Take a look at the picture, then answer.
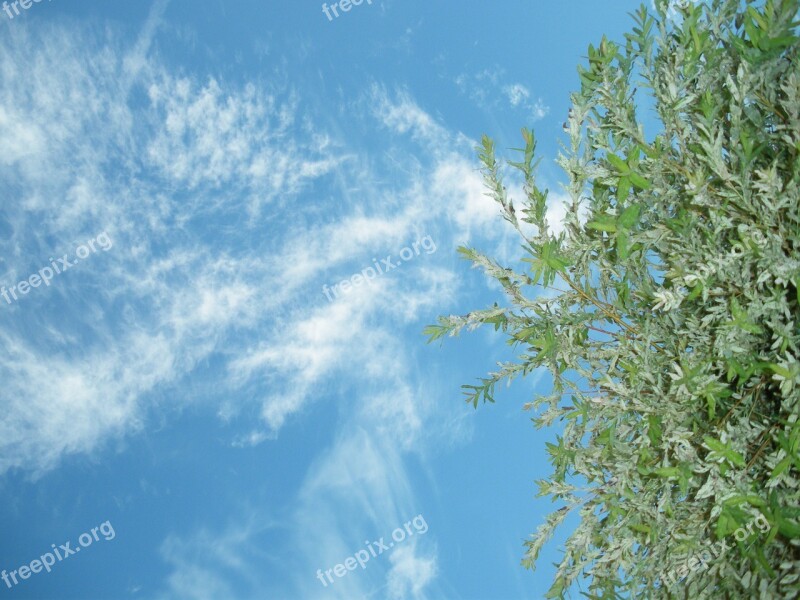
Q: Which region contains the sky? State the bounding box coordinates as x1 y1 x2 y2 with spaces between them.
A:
0 1 646 598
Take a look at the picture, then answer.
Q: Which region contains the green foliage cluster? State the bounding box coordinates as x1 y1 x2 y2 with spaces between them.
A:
426 0 800 596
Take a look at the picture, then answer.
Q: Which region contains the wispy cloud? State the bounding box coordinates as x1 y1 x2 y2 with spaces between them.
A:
387 545 438 600
1 17 509 598
455 68 549 121
503 83 549 120
0 20 343 475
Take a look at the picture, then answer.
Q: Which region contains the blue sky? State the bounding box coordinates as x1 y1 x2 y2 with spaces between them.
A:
0 1 646 598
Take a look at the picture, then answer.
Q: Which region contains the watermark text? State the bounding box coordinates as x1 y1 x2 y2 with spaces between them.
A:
2 520 115 590
316 514 428 587
1 231 113 306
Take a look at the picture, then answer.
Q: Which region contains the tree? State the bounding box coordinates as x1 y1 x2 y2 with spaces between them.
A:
426 0 800 596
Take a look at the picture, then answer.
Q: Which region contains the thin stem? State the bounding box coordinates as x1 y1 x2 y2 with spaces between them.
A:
745 423 779 471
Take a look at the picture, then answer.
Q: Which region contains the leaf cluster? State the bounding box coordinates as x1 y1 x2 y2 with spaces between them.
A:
427 0 800 596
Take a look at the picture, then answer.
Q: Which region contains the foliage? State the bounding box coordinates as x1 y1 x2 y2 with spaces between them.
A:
426 0 800 596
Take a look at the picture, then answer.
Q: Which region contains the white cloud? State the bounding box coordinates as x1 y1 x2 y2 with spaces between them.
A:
0 330 173 475
1 37 484 600
370 84 448 145
155 517 274 600
0 106 46 165
0 22 343 475
152 429 442 599
1 10 561 600
146 76 343 216
0 24 530 484
653 0 700 22
431 156 498 244
387 545 438 600
457 70 550 121
504 83 530 107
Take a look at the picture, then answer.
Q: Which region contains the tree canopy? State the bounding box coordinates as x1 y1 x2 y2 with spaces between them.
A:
427 0 800 596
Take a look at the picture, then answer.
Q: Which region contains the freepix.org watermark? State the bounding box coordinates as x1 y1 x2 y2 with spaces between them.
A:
322 235 436 302
2 0 52 20
322 0 372 21
658 512 770 589
2 520 115 590
316 514 428 587
1 231 113 306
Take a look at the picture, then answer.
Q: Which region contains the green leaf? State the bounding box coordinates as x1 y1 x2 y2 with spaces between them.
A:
706 394 716 420
423 324 449 343
766 363 794 379
647 415 662 446
770 456 792 479
616 230 630 260
723 495 767 508
607 152 630 173
716 512 734 538
652 467 681 478
587 215 617 233
704 436 746 468
751 545 777 577
629 523 651 534
456 245 478 262
628 171 651 190
777 518 800 539
617 176 631 203
618 204 642 229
